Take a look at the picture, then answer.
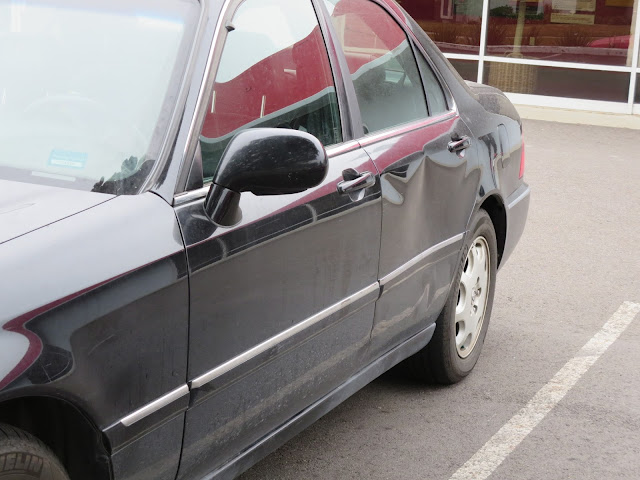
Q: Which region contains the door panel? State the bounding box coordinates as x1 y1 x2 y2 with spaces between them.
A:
322 0 480 361
363 115 480 356
175 145 381 478
174 1 383 475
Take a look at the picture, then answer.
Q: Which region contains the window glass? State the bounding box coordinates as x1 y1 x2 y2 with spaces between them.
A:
485 0 635 68
200 0 342 180
402 0 485 55
0 0 199 193
484 62 629 102
323 0 428 134
415 53 448 115
449 59 479 82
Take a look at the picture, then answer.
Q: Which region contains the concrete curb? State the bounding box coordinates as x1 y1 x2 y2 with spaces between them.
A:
515 105 640 130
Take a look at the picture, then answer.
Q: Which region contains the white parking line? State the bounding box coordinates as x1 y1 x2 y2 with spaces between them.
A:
449 301 640 480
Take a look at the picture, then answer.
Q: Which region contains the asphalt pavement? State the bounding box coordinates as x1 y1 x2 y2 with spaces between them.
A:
240 119 640 480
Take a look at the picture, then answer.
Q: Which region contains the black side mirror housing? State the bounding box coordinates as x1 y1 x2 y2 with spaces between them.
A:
204 128 329 226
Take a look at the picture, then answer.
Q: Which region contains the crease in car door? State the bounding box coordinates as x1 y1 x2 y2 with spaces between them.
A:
173 1 382 478
323 0 477 360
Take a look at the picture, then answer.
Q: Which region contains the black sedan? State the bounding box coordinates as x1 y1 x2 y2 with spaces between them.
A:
0 0 529 479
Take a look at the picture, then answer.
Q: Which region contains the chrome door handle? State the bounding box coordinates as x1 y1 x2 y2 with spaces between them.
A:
448 136 471 153
337 171 375 195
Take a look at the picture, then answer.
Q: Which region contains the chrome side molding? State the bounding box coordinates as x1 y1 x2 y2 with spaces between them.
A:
120 385 190 427
190 282 380 389
115 283 380 428
380 233 464 287
115 235 464 428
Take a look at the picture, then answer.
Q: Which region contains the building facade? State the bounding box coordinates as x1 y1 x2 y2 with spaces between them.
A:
401 0 640 114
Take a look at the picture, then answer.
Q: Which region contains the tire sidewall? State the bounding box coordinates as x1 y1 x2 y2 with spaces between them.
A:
0 426 69 480
442 209 498 380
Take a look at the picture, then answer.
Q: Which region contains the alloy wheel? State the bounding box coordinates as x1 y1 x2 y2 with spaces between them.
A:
455 236 490 358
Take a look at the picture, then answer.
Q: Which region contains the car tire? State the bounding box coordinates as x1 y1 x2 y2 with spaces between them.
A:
0 424 69 480
408 209 498 384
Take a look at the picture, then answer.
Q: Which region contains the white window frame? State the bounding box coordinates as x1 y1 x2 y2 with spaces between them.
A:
440 0 640 114
440 0 454 20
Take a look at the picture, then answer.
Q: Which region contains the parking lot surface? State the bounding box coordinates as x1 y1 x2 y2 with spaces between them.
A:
241 119 640 480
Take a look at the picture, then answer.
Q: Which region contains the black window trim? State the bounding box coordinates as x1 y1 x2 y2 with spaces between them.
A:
173 0 236 197
173 0 459 202
410 40 455 115
367 0 456 112
174 0 353 198
317 0 457 146
310 0 359 142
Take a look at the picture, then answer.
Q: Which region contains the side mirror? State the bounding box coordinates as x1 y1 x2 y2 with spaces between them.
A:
204 128 329 226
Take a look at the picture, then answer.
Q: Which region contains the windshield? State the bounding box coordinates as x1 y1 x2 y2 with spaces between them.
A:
0 0 199 194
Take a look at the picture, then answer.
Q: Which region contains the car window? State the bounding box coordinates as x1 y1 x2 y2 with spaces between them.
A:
323 0 428 135
415 52 449 116
200 0 342 181
0 0 199 194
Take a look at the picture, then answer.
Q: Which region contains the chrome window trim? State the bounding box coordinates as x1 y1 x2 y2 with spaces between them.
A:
326 140 360 158
173 139 362 206
176 0 234 196
119 385 190 427
176 0 349 196
380 233 464 287
140 0 210 194
174 185 209 206
359 110 457 148
190 282 380 389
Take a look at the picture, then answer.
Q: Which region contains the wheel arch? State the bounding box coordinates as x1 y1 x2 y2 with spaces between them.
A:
479 194 507 267
0 395 112 480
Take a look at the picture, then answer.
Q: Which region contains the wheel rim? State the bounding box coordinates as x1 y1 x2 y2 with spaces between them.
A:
455 236 490 359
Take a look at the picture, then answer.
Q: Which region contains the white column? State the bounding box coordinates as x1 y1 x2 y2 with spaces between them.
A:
627 0 640 109
477 0 490 83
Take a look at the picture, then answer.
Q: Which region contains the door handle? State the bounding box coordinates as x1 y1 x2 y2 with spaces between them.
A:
448 136 471 153
337 170 375 195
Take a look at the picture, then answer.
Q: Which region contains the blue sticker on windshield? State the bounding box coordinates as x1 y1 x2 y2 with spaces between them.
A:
48 150 88 169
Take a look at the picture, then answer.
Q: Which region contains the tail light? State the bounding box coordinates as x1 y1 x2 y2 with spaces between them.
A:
519 135 525 179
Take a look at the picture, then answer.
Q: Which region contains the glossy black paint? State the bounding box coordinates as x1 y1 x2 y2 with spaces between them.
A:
0 179 112 244
175 143 382 479
0 192 189 479
363 113 479 360
211 128 329 195
0 1 530 479
204 129 329 225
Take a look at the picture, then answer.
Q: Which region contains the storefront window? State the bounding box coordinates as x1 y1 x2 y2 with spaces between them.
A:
484 62 630 100
402 0 640 110
485 0 636 66
401 0 484 54
449 59 480 80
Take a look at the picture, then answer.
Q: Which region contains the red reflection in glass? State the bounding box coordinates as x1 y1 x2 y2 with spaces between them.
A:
330 0 406 74
202 26 335 139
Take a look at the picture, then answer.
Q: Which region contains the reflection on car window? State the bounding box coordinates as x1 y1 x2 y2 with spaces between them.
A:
200 0 342 181
0 0 199 194
415 53 449 116
323 0 428 135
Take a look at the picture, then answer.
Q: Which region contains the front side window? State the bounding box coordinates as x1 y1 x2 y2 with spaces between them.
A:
200 0 342 181
0 0 199 193
323 0 428 134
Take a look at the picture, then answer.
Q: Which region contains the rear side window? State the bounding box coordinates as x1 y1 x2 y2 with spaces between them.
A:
323 0 428 135
415 53 449 116
200 0 342 180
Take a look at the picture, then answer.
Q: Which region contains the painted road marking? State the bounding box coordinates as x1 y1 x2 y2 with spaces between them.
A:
449 301 640 480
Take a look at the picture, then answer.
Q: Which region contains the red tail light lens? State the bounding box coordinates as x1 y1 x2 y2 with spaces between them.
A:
519 135 525 179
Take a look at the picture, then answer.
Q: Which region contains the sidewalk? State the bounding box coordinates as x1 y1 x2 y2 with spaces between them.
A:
516 105 640 130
